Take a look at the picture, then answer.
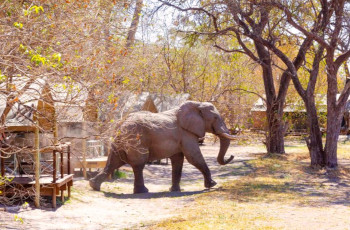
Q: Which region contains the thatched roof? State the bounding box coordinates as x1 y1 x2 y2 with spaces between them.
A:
0 78 95 131
0 77 54 131
117 92 190 114
50 83 92 122
99 92 190 121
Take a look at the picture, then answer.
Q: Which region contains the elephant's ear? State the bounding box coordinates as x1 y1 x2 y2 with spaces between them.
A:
177 101 205 138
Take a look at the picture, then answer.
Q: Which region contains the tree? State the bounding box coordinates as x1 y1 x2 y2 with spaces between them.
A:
266 0 350 168
157 0 314 154
156 1 350 167
126 0 144 50
0 0 142 204
231 0 329 167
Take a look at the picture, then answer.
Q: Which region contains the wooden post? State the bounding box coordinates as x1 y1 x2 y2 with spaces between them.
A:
61 188 64 203
1 150 4 177
53 115 59 178
82 122 87 179
34 124 40 208
67 145 71 175
60 150 64 178
52 186 56 208
52 113 58 145
1 149 4 197
107 140 112 180
52 150 56 183
68 182 71 198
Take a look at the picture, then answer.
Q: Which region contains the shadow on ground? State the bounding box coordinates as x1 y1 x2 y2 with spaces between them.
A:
102 189 218 199
219 155 350 207
98 144 260 199
93 143 350 208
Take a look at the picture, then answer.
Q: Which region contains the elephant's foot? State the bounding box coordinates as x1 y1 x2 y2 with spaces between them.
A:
134 185 149 194
169 185 181 192
204 179 217 189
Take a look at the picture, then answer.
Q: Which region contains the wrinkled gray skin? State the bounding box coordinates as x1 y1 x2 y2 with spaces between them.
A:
89 101 235 193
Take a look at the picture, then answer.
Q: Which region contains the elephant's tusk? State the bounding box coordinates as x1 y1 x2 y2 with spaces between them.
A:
219 132 236 140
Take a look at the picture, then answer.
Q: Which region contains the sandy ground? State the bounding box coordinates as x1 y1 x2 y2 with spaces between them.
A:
2 141 350 230
0 143 260 230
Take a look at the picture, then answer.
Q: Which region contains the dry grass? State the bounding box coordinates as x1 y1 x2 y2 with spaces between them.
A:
337 142 350 159
148 148 350 230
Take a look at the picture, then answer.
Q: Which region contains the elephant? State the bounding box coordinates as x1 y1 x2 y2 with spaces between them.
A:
89 101 235 193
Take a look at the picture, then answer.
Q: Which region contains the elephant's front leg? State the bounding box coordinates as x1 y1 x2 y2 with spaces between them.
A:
131 164 149 194
170 152 184 192
181 135 217 189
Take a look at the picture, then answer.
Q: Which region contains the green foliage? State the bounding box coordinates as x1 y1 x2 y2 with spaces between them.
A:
0 176 14 195
51 53 62 63
114 170 127 179
122 77 130 85
19 44 63 68
107 93 116 103
54 76 80 95
24 5 44 16
13 22 23 29
0 70 7 82
184 33 200 47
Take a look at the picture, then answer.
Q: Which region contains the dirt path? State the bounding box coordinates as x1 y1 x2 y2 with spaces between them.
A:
1 143 262 230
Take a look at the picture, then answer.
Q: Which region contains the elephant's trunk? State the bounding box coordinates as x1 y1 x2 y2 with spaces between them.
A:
217 135 234 165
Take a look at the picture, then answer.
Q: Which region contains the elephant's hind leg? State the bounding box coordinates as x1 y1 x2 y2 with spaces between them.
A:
170 152 184 192
89 150 126 191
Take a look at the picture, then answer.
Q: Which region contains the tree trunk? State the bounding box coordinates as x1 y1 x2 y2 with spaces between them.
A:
266 103 285 154
254 42 286 154
125 0 143 50
304 99 325 167
325 109 342 168
324 62 342 168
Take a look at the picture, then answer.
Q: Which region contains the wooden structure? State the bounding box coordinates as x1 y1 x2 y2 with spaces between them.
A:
251 94 350 134
250 96 324 132
1 143 73 208
0 78 74 208
53 85 102 179
72 139 107 179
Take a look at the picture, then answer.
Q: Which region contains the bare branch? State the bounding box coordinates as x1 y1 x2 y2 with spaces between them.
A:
158 0 220 32
334 49 350 70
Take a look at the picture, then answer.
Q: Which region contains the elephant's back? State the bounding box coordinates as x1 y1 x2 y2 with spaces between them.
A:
123 111 177 129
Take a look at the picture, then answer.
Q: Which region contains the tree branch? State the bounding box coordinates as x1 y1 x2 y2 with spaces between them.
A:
158 0 220 32
266 0 331 49
210 88 266 103
334 49 350 70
